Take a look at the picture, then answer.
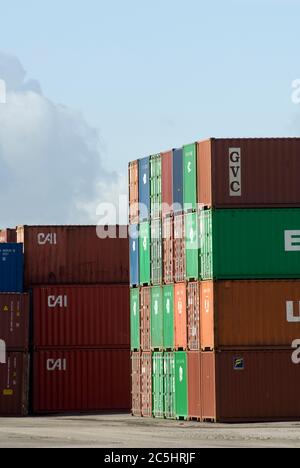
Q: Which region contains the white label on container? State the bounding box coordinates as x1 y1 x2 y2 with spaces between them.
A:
292 340 300 364
133 302 137 317
187 161 192 174
47 359 67 371
166 298 170 314
179 366 183 383
143 173 147 185
154 301 159 316
38 233 57 245
143 237 147 251
286 301 300 322
178 300 183 315
0 339 6 364
132 241 136 252
285 231 300 251
229 148 241 197
48 295 68 308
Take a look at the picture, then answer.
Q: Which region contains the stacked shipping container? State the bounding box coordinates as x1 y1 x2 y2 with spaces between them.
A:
129 138 300 422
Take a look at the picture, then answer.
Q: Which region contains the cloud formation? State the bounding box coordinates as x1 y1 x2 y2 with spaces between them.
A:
0 51 126 227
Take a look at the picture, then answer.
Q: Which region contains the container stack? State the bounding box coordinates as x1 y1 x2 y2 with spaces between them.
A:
129 137 300 423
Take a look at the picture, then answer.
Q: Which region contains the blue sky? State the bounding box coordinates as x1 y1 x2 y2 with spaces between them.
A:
0 0 300 224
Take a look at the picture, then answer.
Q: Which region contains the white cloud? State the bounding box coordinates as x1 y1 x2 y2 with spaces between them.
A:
0 51 127 227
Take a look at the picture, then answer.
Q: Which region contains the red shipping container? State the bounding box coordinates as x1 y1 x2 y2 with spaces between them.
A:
174 284 187 350
163 216 174 284
174 214 185 283
0 294 29 350
187 282 200 351
17 225 129 288
33 285 130 348
161 151 173 217
0 351 29 416
140 288 151 352
201 350 300 422
33 348 130 414
141 352 152 418
197 138 300 208
131 352 141 417
0 229 17 243
188 352 201 421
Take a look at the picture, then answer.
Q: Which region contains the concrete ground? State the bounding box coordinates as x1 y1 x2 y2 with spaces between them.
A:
1 414 300 448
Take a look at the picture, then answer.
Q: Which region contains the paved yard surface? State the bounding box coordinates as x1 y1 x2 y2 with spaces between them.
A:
0 414 300 448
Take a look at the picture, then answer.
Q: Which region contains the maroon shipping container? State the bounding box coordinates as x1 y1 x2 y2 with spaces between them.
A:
201 350 300 423
187 282 200 351
33 348 130 414
163 216 174 284
0 229 17 243
197 138 300 208
174 214 185 283
141 352 152 418
17 225 129 288
188 352 201 421
33 285 130 349
140 288 151 352
0 294 29 350
0 352 29 416
161 151 173 217
131 352 141 417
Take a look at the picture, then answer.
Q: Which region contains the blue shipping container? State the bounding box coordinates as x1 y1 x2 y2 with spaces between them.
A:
139 157 150 221
129 224 139 287
0 244 23 293
173 148 183 212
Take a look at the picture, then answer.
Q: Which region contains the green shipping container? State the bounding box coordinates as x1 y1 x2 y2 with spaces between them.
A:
163 285 174 350
139 222 151 285
151 287 163 350
175 352 188 419
185 212 199 280
130 288 140 351
152 352 164 418
151 219 162 285
183 143 197 211
150 154 162 219
164 352 176 419
200 208 300 280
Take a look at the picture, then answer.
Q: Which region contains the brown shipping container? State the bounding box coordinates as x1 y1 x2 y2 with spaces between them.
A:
188 352 201 421
141 352 152 418
197 138 300 208
174 284 187 350
129 161 139 224
0 229 17 243
0 294 29 350
17 225 129 288
174 214 185 283
140 287 151 352
0 352 29 416
33 348 130 414
201 350 300 422
161 151 173 217
163 216 174 284
201 280 300 350
131 352 141 417
187 282 200 351
33 285 130 349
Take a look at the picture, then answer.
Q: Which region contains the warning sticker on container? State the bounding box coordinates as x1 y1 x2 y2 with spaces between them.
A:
3 389 13 396
233 357 244 371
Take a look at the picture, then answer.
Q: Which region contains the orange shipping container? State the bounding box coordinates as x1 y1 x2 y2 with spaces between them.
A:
201 280 300 350
174 284 187 350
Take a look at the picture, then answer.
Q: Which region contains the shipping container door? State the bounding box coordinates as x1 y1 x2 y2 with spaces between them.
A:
183 143 197 211
131 289 140 351
173 148 183 213
139 222 151 286
151 287 163 350
0 352 29 416
188 352 201 420
175 284 187 350
131 353 141 416
185 212 199 280
129 224 139 287
199 210 213 280
151 219 162 285
175 352 188 419
164 352 176 419
187 282 200 351
152 353 164 418
163 285 174 350
150 154 162 219
139 157 150 221
141 352 152 417
140 287 151 351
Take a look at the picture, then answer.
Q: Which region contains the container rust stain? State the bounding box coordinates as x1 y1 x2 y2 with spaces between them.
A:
198 138 300 207
0 352 29 416
0 294 29 350
17 225 129 287
33 349 130 414
33 285 130 348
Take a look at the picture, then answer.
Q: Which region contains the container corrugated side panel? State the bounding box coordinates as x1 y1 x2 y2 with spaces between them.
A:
141 352 152 417
0 352 29 416
0 229 17 243
18 226 129 287
185 212 199 280
187 282 200 351
163 285 174 350
151 219 162 286
139 157 150 221
174 214 185 283
188 352 201 420
175 352 188 419
174 284 187 351
161 151 173 217
140 287 151 352
33 285 130 349
197 139 213 207
151 287 163 350
0 244 23 293
163 216 174 284
152 352 164 418
131 352 141 416
130 288 140 351
129 161 139 225
213 208 300 279
216 350 300 422
130 224 139 287
199 210 213 280
139 222 151 286
33 349 131 414
0 294 30 350
183 143 197 211
173 149 183 212
164 352 176 419
150 154 162 219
